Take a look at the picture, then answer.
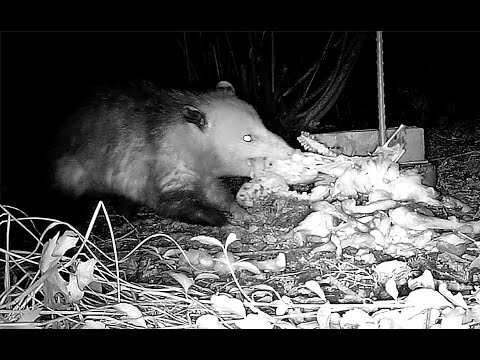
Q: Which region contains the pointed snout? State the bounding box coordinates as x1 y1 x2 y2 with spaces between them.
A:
274 140 296 160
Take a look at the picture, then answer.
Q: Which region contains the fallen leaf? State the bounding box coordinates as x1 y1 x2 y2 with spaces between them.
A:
211 294 246 318
374 260 411 286
88 281 103 293
113 303 147 328
464 305 480 322
190 235 223 248
196 314 226 329
231 261 261 275
316 302 331 329
441 307 465 329
340 309 376 329
469 254 480 269
270 299 290 316
67 273 84 302
408 269 435 290
253 284 279 293
168 272 194 293
254 253 286 272
212 252 238 275
225 233 238 248
40 232 61 273
404 288 453 309
234 314 274 329
385 278 399 300
163 249 181 258
76 259 97 290
438 283 468 309
179 249 215 269
400 307 440 329
195 273 221 281
42 270 69 308
52 230 79 257
297 321 321 329
82 320 108 329
18 309 42 323
374 310 406 329
39 231 79 273
273 321 298 329
304 280 326 302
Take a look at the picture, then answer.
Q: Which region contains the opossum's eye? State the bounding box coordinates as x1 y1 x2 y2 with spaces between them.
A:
183 106 208 130
243 135 252 143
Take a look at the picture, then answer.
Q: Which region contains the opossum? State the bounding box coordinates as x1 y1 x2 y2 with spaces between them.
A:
52 80 294 226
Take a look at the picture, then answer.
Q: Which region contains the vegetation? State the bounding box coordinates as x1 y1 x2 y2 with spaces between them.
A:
176 32 366 142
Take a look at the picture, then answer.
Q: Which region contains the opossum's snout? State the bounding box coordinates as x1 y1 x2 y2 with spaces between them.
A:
269 138 295 160
280 145 295 159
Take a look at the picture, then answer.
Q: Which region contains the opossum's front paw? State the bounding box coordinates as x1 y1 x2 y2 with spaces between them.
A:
229 202 252 223
195 208 229 227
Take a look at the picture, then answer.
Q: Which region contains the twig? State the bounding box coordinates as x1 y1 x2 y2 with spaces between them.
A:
430 150 480 163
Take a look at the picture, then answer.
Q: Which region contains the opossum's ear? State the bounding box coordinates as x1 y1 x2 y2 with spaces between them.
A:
182 105 208 130
216 81 235 95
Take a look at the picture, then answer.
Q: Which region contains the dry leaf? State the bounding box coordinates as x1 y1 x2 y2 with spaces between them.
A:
113 303 147 328
196 314 226 329
469 254 480 270
408 269 435 290
438 283 468 309
212 251 237 275
178 249 216 271
374 260 411 286
88 281 103 293
304 280 326 302
168 272 194 293
316 302 331 329
374 310 406 329
42 270 69 308
210 294 246 318
67 273 84 302
234 314 274 329
270 296 294 316
254 253 286 272
464 305 480 322
163 249 182 258
231 261 261 275
253 284 279 293
340 309 376 329
40 232 61 273
195 273 221 281
225 233 238 248
40 231 79 273
404 288 453 309
18 309 42 323
190 235 223 248
273 321 298 329
52 230 79 257
82 320 108 329
400 307 440 329
270 300 290 316
441 307 465 329
76 259 97 290
385 278 399 300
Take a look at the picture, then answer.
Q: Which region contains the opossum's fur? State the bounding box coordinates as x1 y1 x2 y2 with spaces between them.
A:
53 81 294 226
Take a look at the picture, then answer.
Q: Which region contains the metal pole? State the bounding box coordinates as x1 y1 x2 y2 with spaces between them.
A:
376 31 387 145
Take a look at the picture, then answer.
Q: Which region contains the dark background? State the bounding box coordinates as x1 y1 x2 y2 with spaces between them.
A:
2 31 480 220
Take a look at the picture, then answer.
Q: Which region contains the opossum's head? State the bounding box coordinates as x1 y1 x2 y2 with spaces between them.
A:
183 82 294 177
